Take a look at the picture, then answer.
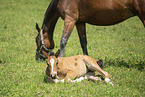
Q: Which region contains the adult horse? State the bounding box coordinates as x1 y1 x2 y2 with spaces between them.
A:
35 0 145 60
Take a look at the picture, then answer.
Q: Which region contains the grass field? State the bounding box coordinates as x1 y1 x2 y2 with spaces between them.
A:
0 0 145 96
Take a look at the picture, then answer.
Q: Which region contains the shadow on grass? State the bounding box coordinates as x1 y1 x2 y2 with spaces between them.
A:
43 75 55 84
104 57 145 71
0 60 2 64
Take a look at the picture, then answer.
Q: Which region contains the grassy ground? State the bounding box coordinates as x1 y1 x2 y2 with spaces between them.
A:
0 0 145 96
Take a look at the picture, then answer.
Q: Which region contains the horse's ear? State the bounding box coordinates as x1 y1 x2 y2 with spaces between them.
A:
55 49 60 58
36 23 40 32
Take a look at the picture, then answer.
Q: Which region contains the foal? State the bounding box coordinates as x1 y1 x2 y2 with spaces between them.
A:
45 50 113 85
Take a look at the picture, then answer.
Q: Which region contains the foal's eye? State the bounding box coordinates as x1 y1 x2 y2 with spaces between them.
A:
56 61 58 66
56 62 59 69
47 63 50 66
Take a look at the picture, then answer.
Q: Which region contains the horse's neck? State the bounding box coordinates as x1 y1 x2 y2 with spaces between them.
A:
42 0 60 34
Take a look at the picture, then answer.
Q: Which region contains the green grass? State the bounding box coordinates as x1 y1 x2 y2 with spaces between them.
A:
0 0 145 96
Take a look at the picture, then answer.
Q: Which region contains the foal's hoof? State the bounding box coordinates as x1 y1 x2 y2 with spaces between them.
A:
104 78 114 86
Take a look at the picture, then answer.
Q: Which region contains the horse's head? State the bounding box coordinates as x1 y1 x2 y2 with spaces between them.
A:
35 23 55 60
46 50 60 79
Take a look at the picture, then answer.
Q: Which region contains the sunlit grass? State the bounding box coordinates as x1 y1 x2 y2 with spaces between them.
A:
0 0 145 96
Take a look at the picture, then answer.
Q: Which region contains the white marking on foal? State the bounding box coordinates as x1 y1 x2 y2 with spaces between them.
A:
105 78 114 86
104 78 110 83
50 58 55 72
54 79 64 83
71 77 85 82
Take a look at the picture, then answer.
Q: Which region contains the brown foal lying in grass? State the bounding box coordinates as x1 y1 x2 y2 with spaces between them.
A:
45 50 113 85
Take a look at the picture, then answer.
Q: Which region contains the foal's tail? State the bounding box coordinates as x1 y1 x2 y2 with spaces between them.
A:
97 59 104 69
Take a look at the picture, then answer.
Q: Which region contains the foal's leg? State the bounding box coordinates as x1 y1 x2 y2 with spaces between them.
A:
83 57 111 80
60 15 76 57
82 57 109 78
84 72 101 81
88 63 111 79
64 71 77 82
85 72 113 85
76 23 88 55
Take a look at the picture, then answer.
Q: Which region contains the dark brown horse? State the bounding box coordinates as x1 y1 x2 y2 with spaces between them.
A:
35 0 145 60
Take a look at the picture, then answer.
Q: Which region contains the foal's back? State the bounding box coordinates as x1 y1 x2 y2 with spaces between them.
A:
57 55 88 77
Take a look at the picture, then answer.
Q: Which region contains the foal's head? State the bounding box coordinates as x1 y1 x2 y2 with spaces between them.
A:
46 50 60 79
35 23 54 60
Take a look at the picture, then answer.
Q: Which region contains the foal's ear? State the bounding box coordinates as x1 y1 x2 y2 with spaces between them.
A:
55 49 60 58
36 23 40 32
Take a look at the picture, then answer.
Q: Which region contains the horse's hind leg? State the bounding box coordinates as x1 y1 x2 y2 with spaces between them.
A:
60 15 76 57
76 23 88 55
132 0 145 27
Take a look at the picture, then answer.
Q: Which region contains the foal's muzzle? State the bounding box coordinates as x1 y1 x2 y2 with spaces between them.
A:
51 74 57 79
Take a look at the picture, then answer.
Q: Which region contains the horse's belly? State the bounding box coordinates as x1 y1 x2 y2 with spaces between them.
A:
79 10 134 25
77 0 134 25
88 15 134 25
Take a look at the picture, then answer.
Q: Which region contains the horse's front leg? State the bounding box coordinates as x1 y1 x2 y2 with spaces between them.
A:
60 15 76 57
76 23 88 55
